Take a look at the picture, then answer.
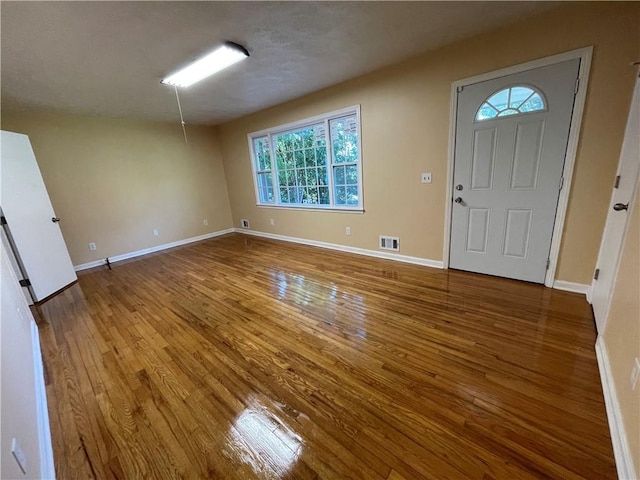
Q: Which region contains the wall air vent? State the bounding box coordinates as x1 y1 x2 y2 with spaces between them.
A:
379 236 399 251
241 219 250 229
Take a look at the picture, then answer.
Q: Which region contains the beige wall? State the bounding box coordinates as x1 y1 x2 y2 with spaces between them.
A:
603 171 640 475
1 111 232 266
218 2 639 285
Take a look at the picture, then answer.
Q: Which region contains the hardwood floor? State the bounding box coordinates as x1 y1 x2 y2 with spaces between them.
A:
33 233 616 479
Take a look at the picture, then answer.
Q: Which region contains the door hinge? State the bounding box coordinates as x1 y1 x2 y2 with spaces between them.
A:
574 77 580 95
0 216 6 226
546 258 550 270
594 268 600 280
559 176 564 191
614 175 621 189
19 279 31 287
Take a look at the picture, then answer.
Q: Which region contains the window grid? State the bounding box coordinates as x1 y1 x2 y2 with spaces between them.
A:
332 162 360 206
324 118 336 207
272 126 331 206
254 137 274 204
475 85 546 122
329 115 360 206
250 107 362 210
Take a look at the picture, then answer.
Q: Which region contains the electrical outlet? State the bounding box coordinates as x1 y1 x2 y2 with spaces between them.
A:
270 218 275 226
346 227 351 236
421 173 432 184
11 438 27 474
203 219 208 226
632 357 640 391
241 219 250 229
88 242 97 251
153 229 159 237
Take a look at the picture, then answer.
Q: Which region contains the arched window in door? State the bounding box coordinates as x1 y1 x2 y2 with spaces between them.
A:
475 85 546 121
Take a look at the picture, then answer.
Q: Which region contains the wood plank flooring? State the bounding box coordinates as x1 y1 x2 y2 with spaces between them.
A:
33 233 616 479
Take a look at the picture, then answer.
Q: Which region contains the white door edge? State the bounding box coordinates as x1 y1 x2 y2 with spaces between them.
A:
591 75 640 332
443 46 593 288
597 173 640 331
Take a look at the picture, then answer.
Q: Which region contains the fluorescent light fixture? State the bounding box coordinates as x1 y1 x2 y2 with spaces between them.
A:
162 41 249 88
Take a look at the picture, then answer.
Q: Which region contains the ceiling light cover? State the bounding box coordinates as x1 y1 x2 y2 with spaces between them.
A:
162 42 249 88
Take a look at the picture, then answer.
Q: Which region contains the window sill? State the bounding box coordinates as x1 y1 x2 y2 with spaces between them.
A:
256 204 364 214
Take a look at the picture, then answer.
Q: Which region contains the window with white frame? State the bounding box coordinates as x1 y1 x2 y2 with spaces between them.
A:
249 107 362 210
475 85 546 121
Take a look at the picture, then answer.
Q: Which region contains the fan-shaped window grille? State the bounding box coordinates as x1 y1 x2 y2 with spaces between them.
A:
475 86 546 121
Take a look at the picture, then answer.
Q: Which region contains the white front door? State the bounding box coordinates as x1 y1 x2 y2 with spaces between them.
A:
449 59 580 283
591 76 640 333
1 131 77 301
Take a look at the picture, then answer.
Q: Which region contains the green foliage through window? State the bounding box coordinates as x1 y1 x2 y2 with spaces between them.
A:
250 109 361 209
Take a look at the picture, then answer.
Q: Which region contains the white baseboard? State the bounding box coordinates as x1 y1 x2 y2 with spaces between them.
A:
74 228 235 272
73 229 594 301
234 228 444 269
596 337 637 480
74 258 113 271
553 280 591 299
31 319 55 479
586 281 594 304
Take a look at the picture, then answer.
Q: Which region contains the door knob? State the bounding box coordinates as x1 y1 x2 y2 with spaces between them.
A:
454 197 463 204
51 217 60 223
613 203 629 211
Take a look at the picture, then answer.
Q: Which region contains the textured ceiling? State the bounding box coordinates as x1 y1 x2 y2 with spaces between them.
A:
1 2 556 125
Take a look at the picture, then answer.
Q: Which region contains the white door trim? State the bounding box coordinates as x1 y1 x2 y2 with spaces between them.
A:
590 74 640 331
443 47 593 287
31 319 56 479
595 336 638 480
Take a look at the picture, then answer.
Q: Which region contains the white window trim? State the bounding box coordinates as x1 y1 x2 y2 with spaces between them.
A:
247 105 363 212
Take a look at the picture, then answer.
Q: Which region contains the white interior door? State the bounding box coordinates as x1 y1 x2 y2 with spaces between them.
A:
1 130 77 301
450 59 580 283
591 75 640 333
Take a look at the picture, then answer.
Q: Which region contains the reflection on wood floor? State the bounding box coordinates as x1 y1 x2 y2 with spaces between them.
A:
33 233 615 479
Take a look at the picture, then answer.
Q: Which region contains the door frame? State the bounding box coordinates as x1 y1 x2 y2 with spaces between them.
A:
591 74 640 332
443 47 593 287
